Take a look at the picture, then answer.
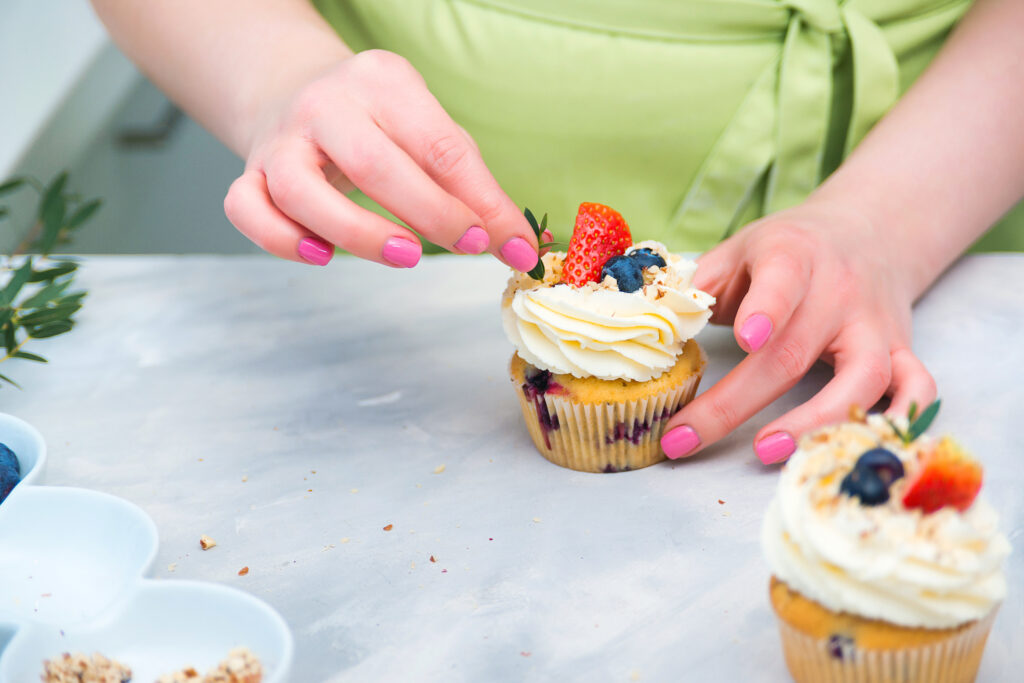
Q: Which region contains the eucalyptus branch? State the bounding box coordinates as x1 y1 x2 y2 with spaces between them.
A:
1 172 100 389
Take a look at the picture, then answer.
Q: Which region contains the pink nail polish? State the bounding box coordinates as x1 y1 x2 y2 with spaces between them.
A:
454 226 489 254
382 237 421 268
661 425 701 460
298 237 332 266
755 432 795 465
501 237 539 272
739 313 773 352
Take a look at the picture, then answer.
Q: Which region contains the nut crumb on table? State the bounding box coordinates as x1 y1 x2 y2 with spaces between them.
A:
199 535 217 550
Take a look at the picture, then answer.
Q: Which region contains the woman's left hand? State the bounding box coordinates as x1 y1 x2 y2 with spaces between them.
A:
659 198 937 464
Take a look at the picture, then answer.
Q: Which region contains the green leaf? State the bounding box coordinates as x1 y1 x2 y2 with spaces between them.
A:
17 304 81 327
527 260 545 281
37 172 68 220
2 324 15 353
538 242 560 249
28 262 78 282
0 207 8 220
907 399 941 442
55 291 87 307
0 372 22 389
20 280 72 309
37 191 67 254
540 213 548 233
523 207 541 237
0 177 26 197
67 199 101 229
0 259 34 306
907 401 918 423
13 351 47 363
27 320 74 339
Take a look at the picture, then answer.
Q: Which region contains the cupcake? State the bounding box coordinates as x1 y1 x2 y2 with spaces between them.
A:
762 405 1010 682
501 203 714 472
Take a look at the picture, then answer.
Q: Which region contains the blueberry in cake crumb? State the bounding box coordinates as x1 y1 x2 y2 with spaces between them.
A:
826 634 855 660
521 368 561 449
628 247 666 270
0 442 20 505
600 255 644 293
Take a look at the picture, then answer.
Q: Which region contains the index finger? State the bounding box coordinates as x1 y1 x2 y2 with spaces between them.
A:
372 86 539 272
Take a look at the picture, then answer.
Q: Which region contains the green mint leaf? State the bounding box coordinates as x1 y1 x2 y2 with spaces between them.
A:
13 351 47 363
537 242 560 249
0 177 27 197
540 213 548 233
907 399 941 442
523 207 541 238
0 308 12 327
0 259 35 306
884 416 909 444
527 260 545 281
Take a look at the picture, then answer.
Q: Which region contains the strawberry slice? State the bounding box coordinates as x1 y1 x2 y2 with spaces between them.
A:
902 437 982 513
561 203 632 287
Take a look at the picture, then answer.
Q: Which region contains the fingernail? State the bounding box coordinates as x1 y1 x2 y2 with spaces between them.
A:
454 226 489 254
501 237 539 272
382 237 421 268
298 237 332 266
661 425 701 460
739 313 773 352
755 431 796 465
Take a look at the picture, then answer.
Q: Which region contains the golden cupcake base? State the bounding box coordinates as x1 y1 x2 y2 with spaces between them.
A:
769 576 997 683
509 340 706 473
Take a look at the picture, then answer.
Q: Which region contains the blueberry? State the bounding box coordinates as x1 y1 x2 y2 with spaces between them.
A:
854 448 904 485
601 255 644 293
839 465 889 506
628 247 666 270
0 442 20 505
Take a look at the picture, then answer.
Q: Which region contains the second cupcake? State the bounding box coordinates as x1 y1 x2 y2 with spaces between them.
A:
502 203 715 473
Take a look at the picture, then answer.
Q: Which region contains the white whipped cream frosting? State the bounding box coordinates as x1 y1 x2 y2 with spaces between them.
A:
501 242 714 381
762 415 1010 629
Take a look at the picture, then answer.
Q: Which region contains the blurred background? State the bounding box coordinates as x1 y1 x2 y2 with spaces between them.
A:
0 1 259 255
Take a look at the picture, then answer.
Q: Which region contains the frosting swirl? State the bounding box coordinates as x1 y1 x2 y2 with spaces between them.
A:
762 416 1010 629
501 242 714 381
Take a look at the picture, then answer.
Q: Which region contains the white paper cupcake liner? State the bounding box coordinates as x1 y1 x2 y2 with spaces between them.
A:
515 369 703 473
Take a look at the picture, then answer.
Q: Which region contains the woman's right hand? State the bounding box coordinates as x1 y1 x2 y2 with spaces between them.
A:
223 49 541 269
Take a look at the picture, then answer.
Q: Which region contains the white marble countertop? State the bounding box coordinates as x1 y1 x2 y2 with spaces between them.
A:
2 254 1021 682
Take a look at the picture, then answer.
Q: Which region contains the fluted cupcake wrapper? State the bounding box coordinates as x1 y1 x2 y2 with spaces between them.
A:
776 608 998 683
514 368 703 473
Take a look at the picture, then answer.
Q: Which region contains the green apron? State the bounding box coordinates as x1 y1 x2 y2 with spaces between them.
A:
314 0 1023 251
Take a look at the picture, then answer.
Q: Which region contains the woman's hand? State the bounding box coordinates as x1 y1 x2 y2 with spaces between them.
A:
223 50 540 269
660 199 937 464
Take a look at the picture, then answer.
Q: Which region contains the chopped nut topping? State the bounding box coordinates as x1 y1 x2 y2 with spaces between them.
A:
199 535 217 550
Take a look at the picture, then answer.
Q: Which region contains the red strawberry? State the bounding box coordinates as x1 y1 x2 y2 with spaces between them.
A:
902 437 982 513
561 203 632 287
